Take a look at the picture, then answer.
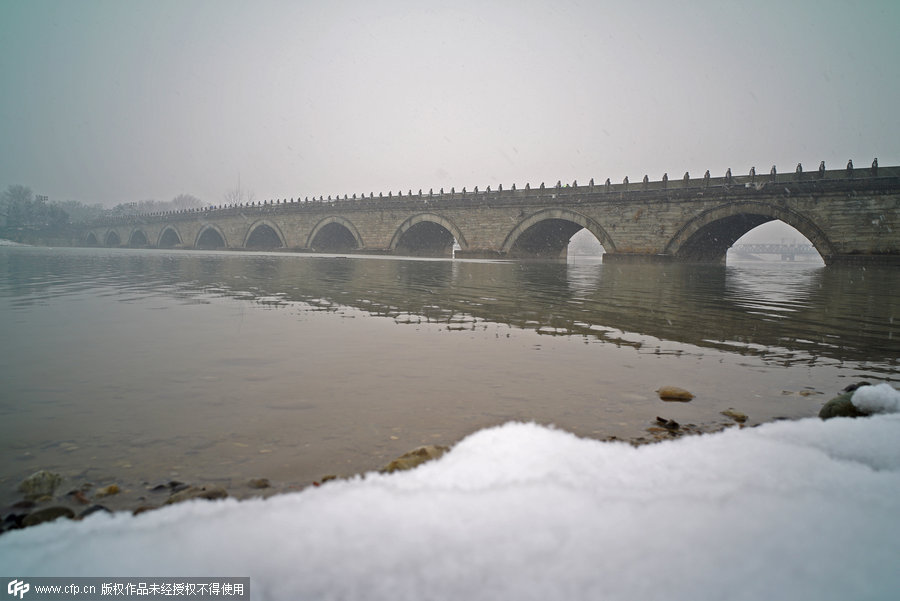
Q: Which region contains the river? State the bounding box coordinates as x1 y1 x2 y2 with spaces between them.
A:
1 245 897 509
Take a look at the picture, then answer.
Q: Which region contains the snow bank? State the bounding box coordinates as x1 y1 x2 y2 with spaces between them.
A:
2 415 900 601
852 382 900 414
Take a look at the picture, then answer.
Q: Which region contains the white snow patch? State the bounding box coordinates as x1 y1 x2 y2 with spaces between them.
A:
852 382 900 414
1 417 899 600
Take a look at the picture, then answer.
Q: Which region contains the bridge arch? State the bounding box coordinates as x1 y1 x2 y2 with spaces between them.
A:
389 213 467 257
157 226 183 248
195 224 228 249
664 201 836 263
104 230 122 247
244 219 286 249
128 229 150 247
83 232 99 246
307 216 364 251
501 208 616 258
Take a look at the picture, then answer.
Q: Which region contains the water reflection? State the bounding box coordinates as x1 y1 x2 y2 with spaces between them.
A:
1 246 897 369
2 245 898 511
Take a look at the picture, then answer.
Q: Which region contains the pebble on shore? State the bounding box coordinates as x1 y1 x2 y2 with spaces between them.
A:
381 445 449 473
17 470 62 501
656 386 694 402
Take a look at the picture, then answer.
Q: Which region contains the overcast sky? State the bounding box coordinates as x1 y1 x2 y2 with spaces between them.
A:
1 0 897 208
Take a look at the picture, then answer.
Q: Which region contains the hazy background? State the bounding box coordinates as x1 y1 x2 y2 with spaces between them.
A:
1 0 897 209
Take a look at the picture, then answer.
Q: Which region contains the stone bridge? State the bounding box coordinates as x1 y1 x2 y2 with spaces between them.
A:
78 161 900 265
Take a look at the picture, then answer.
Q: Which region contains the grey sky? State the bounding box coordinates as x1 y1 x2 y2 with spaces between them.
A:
1 0 897 207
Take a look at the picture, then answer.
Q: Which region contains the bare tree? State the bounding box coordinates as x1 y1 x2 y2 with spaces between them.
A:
170 194 203 210
223 177 255 205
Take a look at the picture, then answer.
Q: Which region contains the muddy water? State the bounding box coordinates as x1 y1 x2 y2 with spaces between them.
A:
1 246 897 509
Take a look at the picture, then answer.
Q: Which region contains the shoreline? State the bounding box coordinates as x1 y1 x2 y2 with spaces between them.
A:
1 410 759 534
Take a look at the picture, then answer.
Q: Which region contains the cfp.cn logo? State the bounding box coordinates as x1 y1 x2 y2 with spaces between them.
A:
7 580 29 599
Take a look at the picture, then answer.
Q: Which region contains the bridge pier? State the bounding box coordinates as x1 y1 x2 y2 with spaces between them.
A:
826 254 900 267
454 249 506 260
602 253 677 264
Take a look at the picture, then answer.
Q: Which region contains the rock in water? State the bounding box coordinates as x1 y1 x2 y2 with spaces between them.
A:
164 486 228 505
655 417 680 430
79 505 112 518
382 445 449 473
656 386 694 402
95 484 120 497
820 382 900 419
721 409 748 423
18 470 63 500
22 506 75 528
819 384 869 420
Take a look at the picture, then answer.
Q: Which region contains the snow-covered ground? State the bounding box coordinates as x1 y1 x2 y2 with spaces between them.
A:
2 386 899 601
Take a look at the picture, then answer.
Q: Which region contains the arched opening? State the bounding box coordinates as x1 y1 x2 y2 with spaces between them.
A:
158 227 182 248
727 220 825 265
391 213 467 258
128 230 149 247
395 221 456 257
245 223 284 249
666 202 834 264
676 214 771 262
196 226 226 249
310 222 359 252
503 209 614 260
84 232 98 246
566 228 606 261
510 219 592 260
104 231 121 247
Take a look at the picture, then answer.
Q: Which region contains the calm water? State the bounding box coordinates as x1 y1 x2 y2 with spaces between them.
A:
1 246 897 508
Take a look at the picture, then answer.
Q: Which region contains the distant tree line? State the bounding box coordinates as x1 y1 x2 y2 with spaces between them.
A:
1 185 205 229
0 184 206 243
105 194 205 217
0 185 69 231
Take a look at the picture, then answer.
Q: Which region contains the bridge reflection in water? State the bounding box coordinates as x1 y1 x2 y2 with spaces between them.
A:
730 243 822 262
9 248 895 371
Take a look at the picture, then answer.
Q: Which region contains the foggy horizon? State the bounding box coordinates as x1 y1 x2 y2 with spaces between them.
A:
2 1 898 210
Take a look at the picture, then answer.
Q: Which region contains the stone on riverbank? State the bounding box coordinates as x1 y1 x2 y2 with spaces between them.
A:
79 505 112 519
820 382 900 419
22 506 74 527
164 486 228 505
818 391 866 419
721 409 748 423
18 470 63 501
656 386 694 401
66 490 91 505
95 484 120 497
382 445 449 473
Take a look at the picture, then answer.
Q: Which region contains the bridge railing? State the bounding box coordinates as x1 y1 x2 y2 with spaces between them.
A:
85 160 896 227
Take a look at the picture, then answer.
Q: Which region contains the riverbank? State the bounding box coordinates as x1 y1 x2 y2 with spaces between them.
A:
2 409 898 601
0 406 770 533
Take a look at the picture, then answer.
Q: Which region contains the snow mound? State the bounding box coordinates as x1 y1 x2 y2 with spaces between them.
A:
852 382 900 414
2 417 899 601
